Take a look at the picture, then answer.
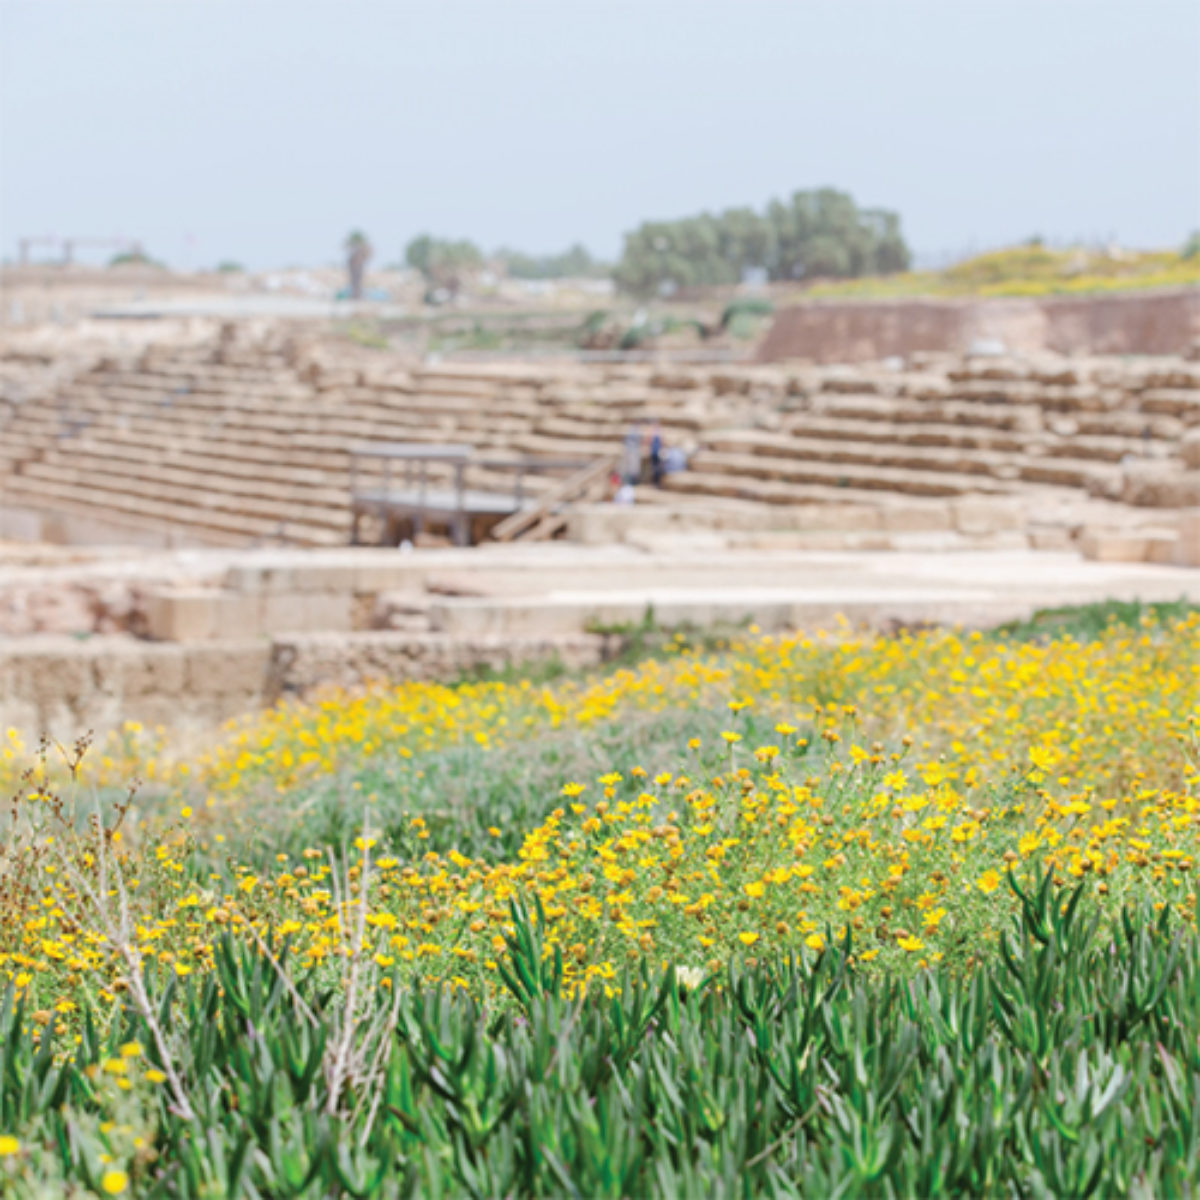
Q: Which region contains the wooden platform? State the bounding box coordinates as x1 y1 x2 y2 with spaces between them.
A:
351 486 533 544
348 442 606 546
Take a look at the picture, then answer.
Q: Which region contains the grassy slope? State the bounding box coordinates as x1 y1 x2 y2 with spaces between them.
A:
795 244 1199 301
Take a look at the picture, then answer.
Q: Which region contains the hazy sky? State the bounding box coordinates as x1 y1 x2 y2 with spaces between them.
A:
2 0 1198 270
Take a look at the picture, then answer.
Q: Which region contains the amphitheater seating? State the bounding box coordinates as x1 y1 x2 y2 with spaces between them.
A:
1 330 1197 547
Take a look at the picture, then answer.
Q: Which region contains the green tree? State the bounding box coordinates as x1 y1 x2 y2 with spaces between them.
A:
614 188 909 297
405 234 485 297
499 242 605 279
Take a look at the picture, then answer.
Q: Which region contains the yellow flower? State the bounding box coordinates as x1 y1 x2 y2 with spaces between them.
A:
744 881 765 899
977 869 1002 895
560 782 586 798
805 933 826 952
898 935 925 952
145 1069 167 1084
720 731 742 745
738 931 760 946
102 1170 129 1195
0 1135 18 1156
1029 745 1056 773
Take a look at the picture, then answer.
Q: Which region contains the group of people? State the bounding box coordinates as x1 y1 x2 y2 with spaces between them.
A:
612 422 685 503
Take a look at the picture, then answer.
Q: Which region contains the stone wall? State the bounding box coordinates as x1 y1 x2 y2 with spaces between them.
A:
758 289 1200 363
0 631 611 743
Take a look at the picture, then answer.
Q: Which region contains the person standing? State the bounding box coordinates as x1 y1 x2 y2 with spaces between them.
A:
649 422 664 487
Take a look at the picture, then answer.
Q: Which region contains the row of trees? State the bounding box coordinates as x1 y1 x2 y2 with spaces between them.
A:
612 188 910 297
343 188 910 299
493 243 607 280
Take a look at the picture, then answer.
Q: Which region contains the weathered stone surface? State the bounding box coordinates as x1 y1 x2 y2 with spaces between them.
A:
144 588 220 642
1122 465 1200 508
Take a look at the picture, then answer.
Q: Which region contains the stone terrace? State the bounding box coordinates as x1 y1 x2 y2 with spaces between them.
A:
2 325 1200 557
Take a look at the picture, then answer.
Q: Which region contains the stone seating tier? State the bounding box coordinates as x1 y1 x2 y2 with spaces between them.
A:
3 332 1198 548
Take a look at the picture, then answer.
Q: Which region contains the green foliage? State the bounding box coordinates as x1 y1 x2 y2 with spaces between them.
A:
404 234 485 296
215 261 245 274
7 890 1200 1195
613 188 910 297
993 598 1200 643
107 251 162 269
345 326 390 350
720 296 775 322
498 243 608 280
1183 230 1200 260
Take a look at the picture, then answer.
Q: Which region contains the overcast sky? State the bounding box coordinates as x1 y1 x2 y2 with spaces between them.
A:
2 0 1198 271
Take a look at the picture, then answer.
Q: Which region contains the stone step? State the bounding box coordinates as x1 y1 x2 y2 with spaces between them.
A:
54 385 547 440
38 441 348 504
811 393 1044 431
1015 456 1124 491
703 431 1013 480
2 474 339 546
781 414 1031 453
19 458 349 535
661 469 905 508
531 414 706 443
779 413 1172 462
1139 390 1200 422
685 450 1015 497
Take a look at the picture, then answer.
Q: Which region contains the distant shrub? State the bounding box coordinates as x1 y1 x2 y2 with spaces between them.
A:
107 251 162 269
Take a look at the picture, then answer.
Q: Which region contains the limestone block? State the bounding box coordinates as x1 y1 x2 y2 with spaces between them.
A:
372 592 434 631
1177 511 1200 567
260 589 353 634
286 564 362 594
878 503 953 533
565 505 633 545
1182 429 1200 470
1078 529 1163 563
951 496 1027 536
1146 531 1182 566
965 531 1032 551
114 644 188 699
1028 527 1076 552
184 642 271 698
24 647 93 711
223 565 269 594
216 592 264 637
144 589 220 642
1122 466 1200 508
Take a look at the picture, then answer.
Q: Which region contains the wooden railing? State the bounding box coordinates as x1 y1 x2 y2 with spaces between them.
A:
489 455 617 543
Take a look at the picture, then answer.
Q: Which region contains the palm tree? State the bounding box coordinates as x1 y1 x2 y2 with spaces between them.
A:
344 230 372 300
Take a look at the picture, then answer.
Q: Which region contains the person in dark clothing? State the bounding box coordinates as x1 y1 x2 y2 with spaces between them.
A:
649 422 664 487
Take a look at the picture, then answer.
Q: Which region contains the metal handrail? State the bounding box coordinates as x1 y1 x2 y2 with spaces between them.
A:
347 441 610 546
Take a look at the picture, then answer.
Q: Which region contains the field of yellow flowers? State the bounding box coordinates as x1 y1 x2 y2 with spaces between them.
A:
1 603 1199 1195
